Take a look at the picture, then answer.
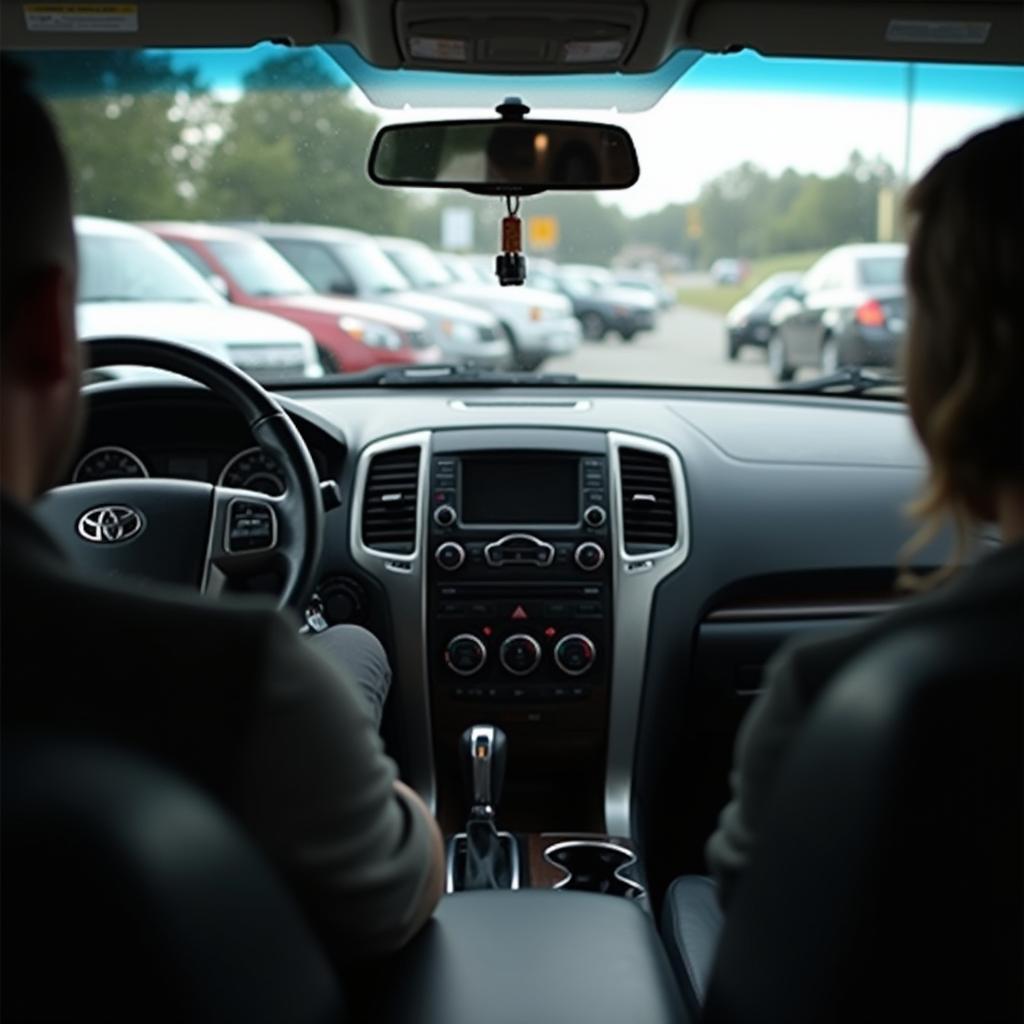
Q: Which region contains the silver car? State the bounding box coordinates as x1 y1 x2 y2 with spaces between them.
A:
381 239 582 372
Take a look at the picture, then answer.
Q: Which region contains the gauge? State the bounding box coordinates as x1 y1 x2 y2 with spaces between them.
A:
218 447 286 497
72 446 149 483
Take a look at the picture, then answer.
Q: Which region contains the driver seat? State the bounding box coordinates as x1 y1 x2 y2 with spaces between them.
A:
1 737 346 1023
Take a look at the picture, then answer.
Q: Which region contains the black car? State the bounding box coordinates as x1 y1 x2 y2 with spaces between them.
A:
724 271 804 359
767 244 907 382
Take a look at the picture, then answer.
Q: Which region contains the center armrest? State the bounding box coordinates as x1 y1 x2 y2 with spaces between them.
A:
360 889 688 1024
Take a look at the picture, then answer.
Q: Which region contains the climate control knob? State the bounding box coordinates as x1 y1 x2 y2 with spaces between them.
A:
435 541 465 571
574 541 605 571
433 503 457 527
583 505 607 528
445 634 487 677
500 633 542 676
554 634 597 676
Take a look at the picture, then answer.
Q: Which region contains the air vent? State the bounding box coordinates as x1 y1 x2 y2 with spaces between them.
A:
619 447 677 554
362 447 421 554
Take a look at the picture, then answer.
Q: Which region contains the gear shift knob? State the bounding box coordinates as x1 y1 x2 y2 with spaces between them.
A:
459 724 508 820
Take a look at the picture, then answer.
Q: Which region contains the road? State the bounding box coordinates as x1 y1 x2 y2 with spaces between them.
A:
544 303 777 387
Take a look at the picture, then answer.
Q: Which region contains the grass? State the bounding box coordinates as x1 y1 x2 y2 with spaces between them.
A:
677 250 825 315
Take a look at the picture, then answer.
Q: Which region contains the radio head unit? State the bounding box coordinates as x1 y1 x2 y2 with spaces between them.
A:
432 451 607 533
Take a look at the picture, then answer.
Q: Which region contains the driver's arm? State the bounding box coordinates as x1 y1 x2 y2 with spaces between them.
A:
234 614 443 961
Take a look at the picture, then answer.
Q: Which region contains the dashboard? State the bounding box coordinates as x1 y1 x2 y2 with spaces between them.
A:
71 378 946 890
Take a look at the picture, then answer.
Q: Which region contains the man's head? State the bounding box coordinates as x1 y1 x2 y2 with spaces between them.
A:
902 115 1024 554
1 57 81 502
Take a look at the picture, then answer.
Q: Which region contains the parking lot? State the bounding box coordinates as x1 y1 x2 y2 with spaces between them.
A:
545 303 778 387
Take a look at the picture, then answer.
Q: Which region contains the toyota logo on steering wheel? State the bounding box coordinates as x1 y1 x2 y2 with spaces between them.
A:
76 505 145 544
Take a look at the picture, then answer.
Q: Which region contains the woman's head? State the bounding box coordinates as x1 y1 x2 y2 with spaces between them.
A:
902 116 1024 567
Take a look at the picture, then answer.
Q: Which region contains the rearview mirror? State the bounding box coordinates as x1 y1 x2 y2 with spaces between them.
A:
369 118 639 195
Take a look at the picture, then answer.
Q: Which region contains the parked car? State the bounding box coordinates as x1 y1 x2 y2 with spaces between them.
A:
75 216 322 383
556 264 658 341
232 223 512 369
381 240 582 371
767 243 908 382
613 268 675 309
724 271 805 360
145 223 442 375
710 257 746 285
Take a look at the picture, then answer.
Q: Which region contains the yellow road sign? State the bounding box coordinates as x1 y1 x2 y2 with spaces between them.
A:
528 215 559 251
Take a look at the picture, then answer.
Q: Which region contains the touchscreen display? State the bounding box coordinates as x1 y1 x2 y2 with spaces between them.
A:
460 455 579 525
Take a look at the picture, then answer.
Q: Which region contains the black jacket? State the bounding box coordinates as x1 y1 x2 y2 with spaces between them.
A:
1 493 434 958
707 538 1024 908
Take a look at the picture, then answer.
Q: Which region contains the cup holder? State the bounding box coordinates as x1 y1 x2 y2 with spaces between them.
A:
543 840 646 899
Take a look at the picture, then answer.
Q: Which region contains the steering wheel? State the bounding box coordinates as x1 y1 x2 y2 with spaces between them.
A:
35 337 324 612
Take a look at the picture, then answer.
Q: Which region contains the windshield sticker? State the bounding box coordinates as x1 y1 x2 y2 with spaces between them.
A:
886 20 990 45
23 3 138 33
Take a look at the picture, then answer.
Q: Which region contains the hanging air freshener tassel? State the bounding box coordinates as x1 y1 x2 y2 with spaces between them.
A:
495 195 527 286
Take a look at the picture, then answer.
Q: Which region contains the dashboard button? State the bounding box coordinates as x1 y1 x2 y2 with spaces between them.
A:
583 505 607 528
574 542 605 571
445 634 487 677
554 633 597 676
500 633 542 676
433 504 457 527
435 541 466 571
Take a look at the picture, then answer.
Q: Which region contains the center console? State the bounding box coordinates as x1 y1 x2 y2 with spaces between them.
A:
427 432 612 832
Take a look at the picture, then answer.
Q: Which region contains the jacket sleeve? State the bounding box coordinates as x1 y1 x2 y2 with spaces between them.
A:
233 614 437 961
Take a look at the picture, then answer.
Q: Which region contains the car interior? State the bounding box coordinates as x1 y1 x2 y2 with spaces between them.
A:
1 1 1021 1022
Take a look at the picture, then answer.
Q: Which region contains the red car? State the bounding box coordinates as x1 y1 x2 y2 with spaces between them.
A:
145 222 442 373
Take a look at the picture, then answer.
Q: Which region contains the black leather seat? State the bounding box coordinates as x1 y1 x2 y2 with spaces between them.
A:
660 874 724 1016
1 738 346 1023
667 610 1022 1022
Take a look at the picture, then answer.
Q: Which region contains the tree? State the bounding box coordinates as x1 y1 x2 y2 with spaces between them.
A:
195 51 409 233
36 51 211 220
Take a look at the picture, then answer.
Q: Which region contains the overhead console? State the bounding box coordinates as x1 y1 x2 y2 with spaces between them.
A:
352 425 689 839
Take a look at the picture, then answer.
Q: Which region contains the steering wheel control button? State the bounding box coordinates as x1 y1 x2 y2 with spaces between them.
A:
226 500 276 553
445 634 487 677
500 633 543 676
574 541 605 571
433 503 457 527
435 541 466 571
554 634 597 676
583 504 607 528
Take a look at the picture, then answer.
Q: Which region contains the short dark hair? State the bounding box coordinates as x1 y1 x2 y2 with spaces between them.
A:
1 57 75 342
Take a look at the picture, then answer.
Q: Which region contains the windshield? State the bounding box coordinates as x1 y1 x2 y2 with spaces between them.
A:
207 237 313 297
23 46 1023 387
382 246 453 289
78 231 219 304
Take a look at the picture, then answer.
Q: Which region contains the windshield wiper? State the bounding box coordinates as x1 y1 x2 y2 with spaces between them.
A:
786 367 903 395
336 363 578 386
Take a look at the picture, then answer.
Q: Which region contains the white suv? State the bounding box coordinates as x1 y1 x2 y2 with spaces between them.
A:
75 217 322 383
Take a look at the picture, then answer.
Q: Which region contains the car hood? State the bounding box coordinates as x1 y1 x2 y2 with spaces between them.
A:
384 290 499 327
268 293 427 332
441 282 572 316
77 301 315 344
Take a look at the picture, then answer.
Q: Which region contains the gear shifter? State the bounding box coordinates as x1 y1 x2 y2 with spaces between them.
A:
460 724 507 821
455 724 515 890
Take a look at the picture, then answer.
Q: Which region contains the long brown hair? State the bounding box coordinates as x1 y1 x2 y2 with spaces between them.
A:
900 116 1024 587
